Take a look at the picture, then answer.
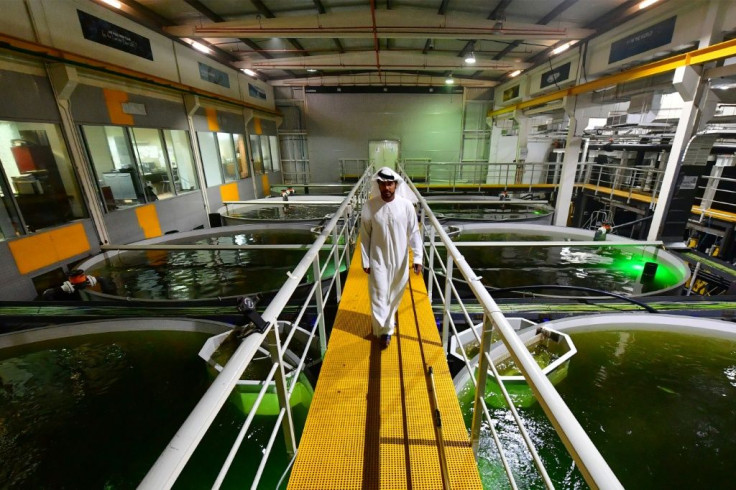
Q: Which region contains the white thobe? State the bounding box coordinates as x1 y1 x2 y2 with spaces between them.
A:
360 195 423 337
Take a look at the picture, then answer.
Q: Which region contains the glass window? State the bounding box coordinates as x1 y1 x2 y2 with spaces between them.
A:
260 136 272 172
163 130 198 193
217 132 237 182
269 135 281 172
0 121 88 234
131 127 173 201
83 125 146 209
198 132 222 187
235 134 249 179
250 135 264 175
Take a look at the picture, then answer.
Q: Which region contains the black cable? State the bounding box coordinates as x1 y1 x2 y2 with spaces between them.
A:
547 56 561 90
486 284 659 313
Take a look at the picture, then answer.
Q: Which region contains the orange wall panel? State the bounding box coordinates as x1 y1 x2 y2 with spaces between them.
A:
220 182 240 202
9 223 91 275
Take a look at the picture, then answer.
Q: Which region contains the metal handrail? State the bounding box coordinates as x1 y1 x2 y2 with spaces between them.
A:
139 168 371 489
403 168 624 490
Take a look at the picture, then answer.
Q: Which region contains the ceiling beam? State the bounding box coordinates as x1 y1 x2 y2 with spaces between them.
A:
237 51 531 72
493 0 578 60
164 10 594 40
313 0 345 53
268 72 499 88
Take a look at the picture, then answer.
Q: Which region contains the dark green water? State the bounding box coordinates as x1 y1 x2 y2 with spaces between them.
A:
451 232 683 296
229 204 336 221
85 229 344 300
0 331 306 489
458 330 736 489
429 203 551 221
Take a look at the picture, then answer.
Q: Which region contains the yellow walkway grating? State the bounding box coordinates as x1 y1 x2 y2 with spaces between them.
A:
288 246 482 489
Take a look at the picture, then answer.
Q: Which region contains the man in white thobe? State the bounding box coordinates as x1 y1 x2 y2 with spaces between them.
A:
360 167 423 349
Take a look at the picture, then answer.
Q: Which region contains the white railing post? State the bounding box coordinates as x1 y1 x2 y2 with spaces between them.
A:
342 218 352 270
470 314 493 456
441 255 454 352
266 325 297 456
427 226 436 302
313 255 328 355
332 226 342 302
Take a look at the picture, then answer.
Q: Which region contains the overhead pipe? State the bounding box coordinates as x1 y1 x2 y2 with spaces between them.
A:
370 0 381 82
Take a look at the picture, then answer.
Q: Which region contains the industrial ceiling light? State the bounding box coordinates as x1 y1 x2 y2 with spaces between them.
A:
465 51 476 64
100 0 122 8
242 68 257 77
307 68 317 73
509 70 522 78
551 42 573 56
189 40 212 54
638 0 659 9
445 74 455 85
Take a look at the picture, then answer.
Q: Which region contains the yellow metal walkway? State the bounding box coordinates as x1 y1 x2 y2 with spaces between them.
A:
288 247 482 489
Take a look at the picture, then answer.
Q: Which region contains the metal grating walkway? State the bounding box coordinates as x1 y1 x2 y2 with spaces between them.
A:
288 247 482 489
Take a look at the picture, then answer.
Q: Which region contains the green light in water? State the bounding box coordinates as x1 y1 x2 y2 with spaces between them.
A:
610 254 650 277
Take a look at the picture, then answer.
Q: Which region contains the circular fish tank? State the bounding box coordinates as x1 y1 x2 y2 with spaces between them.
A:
76 224 346 303
453 313 736 489
219 195 343 225
426 195 553 224
440 223 689 298
0 319 313 488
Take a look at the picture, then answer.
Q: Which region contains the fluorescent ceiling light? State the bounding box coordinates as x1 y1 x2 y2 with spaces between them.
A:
242 68 257 77
551 42 573 55
465 52 476 64
638 0 659 9
100 0 122 8
307 68 317 73
445 75 454 85
509 70 522 78
190 41 212 54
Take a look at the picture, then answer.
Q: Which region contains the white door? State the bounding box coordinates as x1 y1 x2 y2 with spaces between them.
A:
369 140 399 171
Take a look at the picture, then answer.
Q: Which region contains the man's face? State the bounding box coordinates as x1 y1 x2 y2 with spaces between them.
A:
378 180 396 202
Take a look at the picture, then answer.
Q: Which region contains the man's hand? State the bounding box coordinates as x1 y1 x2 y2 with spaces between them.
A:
413 263 423 274
363 267 370 274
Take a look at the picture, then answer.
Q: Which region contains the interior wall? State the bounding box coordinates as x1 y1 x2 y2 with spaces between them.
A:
305 92 464 182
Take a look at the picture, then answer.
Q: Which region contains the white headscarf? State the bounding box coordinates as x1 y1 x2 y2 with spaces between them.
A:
369 166 417 203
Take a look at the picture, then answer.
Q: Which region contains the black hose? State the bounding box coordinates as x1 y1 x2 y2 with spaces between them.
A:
486 284 659 313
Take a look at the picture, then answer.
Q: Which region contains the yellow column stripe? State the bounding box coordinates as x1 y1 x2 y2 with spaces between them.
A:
205 107 220 131
103 88 134 125
260 174 270 197
135 204 162 239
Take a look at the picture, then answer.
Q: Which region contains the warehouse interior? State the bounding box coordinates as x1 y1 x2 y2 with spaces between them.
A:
1 0 735 488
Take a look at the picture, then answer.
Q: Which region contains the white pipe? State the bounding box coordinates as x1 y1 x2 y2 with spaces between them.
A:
139 169 370 489
223 200 341 205
440 240 664 248
101 244 337 251
404 177 624 490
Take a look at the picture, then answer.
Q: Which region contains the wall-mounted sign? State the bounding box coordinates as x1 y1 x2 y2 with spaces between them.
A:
249 83 267 100
122 102 147 115
77 10 153 61
198 62 230 88
502 85 520 102
608 16 676 64
540 62 571 89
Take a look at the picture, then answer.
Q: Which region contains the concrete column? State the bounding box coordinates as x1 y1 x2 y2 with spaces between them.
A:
646 0 727 240
553 97 579 227
46 63 110 244
183 94 212 217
